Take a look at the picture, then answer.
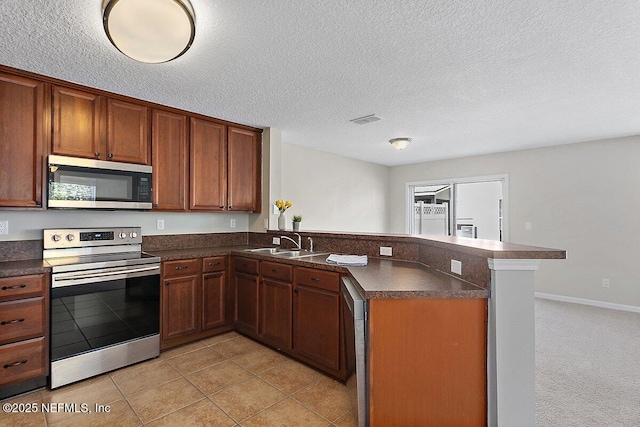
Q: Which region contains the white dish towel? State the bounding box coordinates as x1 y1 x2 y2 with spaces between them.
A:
326 254 368 266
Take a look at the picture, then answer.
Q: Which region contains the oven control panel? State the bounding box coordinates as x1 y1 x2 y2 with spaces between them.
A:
44 227 143 249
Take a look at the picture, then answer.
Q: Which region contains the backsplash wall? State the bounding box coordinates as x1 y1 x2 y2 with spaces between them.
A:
0 210 251 241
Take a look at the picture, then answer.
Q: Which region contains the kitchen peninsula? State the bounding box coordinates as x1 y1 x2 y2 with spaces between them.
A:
0 230 564 426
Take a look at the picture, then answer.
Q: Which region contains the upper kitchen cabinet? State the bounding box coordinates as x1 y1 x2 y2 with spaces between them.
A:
52 86 150 165
152 109 188 211
190 117 227 211
0 72 46 208
228 127 261 212
105 99 149 164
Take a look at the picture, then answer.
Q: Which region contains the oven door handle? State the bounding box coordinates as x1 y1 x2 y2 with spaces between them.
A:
52 265 160 288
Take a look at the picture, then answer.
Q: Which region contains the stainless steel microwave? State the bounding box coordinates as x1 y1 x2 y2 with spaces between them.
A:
48 155 152 209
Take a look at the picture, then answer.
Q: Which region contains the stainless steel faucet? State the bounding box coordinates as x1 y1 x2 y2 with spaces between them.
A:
280 233 302 250
307 236 314 252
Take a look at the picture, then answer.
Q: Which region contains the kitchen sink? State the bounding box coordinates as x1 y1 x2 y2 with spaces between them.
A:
244 247 327 259
245 247 290 254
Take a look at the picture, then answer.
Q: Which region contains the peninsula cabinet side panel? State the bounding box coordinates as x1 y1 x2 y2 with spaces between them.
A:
368 298 487 427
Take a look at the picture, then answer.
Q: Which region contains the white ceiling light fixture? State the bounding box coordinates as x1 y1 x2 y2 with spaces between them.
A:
102 0 196 64
389 137 411 150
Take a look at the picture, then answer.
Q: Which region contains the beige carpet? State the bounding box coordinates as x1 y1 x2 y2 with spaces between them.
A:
535 298 640 426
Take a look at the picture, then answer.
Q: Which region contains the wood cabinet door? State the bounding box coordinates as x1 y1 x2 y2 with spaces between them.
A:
52 85 104 159
234 272 259 335
162 275 199 341
227 127 261 212
106 98 149 164
202 271 226 331
293 284 341 371
260 278 292 350
151 109 188 210
0 73 44 208
190 118 226 210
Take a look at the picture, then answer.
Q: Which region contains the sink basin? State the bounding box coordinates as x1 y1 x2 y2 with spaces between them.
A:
274 250 327 259
244 247 327 259
245 247 290 254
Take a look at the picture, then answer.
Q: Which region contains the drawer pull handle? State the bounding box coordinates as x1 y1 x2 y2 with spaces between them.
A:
208 262 220 266
175 266 189 270
241 264 248 268
95 152 100 158
1 318 25 326
1 284 27 290
310 277 321 282
4 360 27 369
271 269 279 272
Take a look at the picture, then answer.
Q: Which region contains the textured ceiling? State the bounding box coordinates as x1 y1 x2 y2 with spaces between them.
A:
1 0 640 166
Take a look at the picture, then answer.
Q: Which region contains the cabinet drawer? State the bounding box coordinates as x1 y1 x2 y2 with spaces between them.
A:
0 297 45 345
0 275 46 301
261 261 293 283
295 267 339 293
234 257 259 275
203 256 226 273
163 259 199 278
0 337 46 387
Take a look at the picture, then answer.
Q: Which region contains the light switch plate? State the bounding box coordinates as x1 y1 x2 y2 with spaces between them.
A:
156 219 164 230
230 219 236 228
0 221 7 235
451 259 462 275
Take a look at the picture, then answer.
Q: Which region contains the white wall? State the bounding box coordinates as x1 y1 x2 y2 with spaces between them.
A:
390 136 640 307
279 142 389 233
0 210 249 241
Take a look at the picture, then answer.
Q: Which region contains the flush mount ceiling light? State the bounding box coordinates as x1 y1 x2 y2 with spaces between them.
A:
389 137 411 150
103 0 196 63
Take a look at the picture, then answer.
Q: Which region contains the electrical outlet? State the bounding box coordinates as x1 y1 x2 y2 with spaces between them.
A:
264 218 269 229
380 246 393 256
0 221 8 235
451 259 462 275
525 222 532 230
272 237 281 245
602 279 610 288
230 219 236 228
273 205 279 215
156 219 164 230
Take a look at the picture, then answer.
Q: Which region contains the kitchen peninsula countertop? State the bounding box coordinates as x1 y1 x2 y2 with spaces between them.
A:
148 245 488 300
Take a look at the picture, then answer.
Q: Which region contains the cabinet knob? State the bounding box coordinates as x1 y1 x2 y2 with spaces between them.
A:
95 152 100 158
293 289 298 294
3 360 28 369
153 203 158 208
175 266 188 270
219 206 224 209
108 153 114 159
164 281 170 286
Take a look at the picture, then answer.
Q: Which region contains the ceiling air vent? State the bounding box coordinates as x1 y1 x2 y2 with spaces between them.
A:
350 114 380 125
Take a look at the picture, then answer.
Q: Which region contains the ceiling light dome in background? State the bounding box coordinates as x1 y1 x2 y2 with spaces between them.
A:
103 0 196 63
389 137 411 150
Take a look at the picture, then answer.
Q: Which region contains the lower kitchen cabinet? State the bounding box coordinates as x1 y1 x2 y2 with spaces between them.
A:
161 256 232 350
0 274 49 400
231 256 345 380
293 267 341 373
233 257 260 337
259 261 293 351
201 256 229 330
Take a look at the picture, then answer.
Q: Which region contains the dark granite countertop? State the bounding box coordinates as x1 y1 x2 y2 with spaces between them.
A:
147 245 487 300
0 259 50 278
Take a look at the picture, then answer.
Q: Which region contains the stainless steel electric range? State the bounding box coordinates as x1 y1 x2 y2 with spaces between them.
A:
43 227 160 389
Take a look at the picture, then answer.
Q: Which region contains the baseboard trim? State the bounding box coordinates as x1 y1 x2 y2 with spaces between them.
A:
535 292 640 313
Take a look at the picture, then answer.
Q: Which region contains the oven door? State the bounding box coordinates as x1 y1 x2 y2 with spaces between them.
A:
48 155 152 209
50 264 160 387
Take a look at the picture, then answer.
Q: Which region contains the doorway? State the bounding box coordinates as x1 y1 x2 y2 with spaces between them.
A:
405 175 508 242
